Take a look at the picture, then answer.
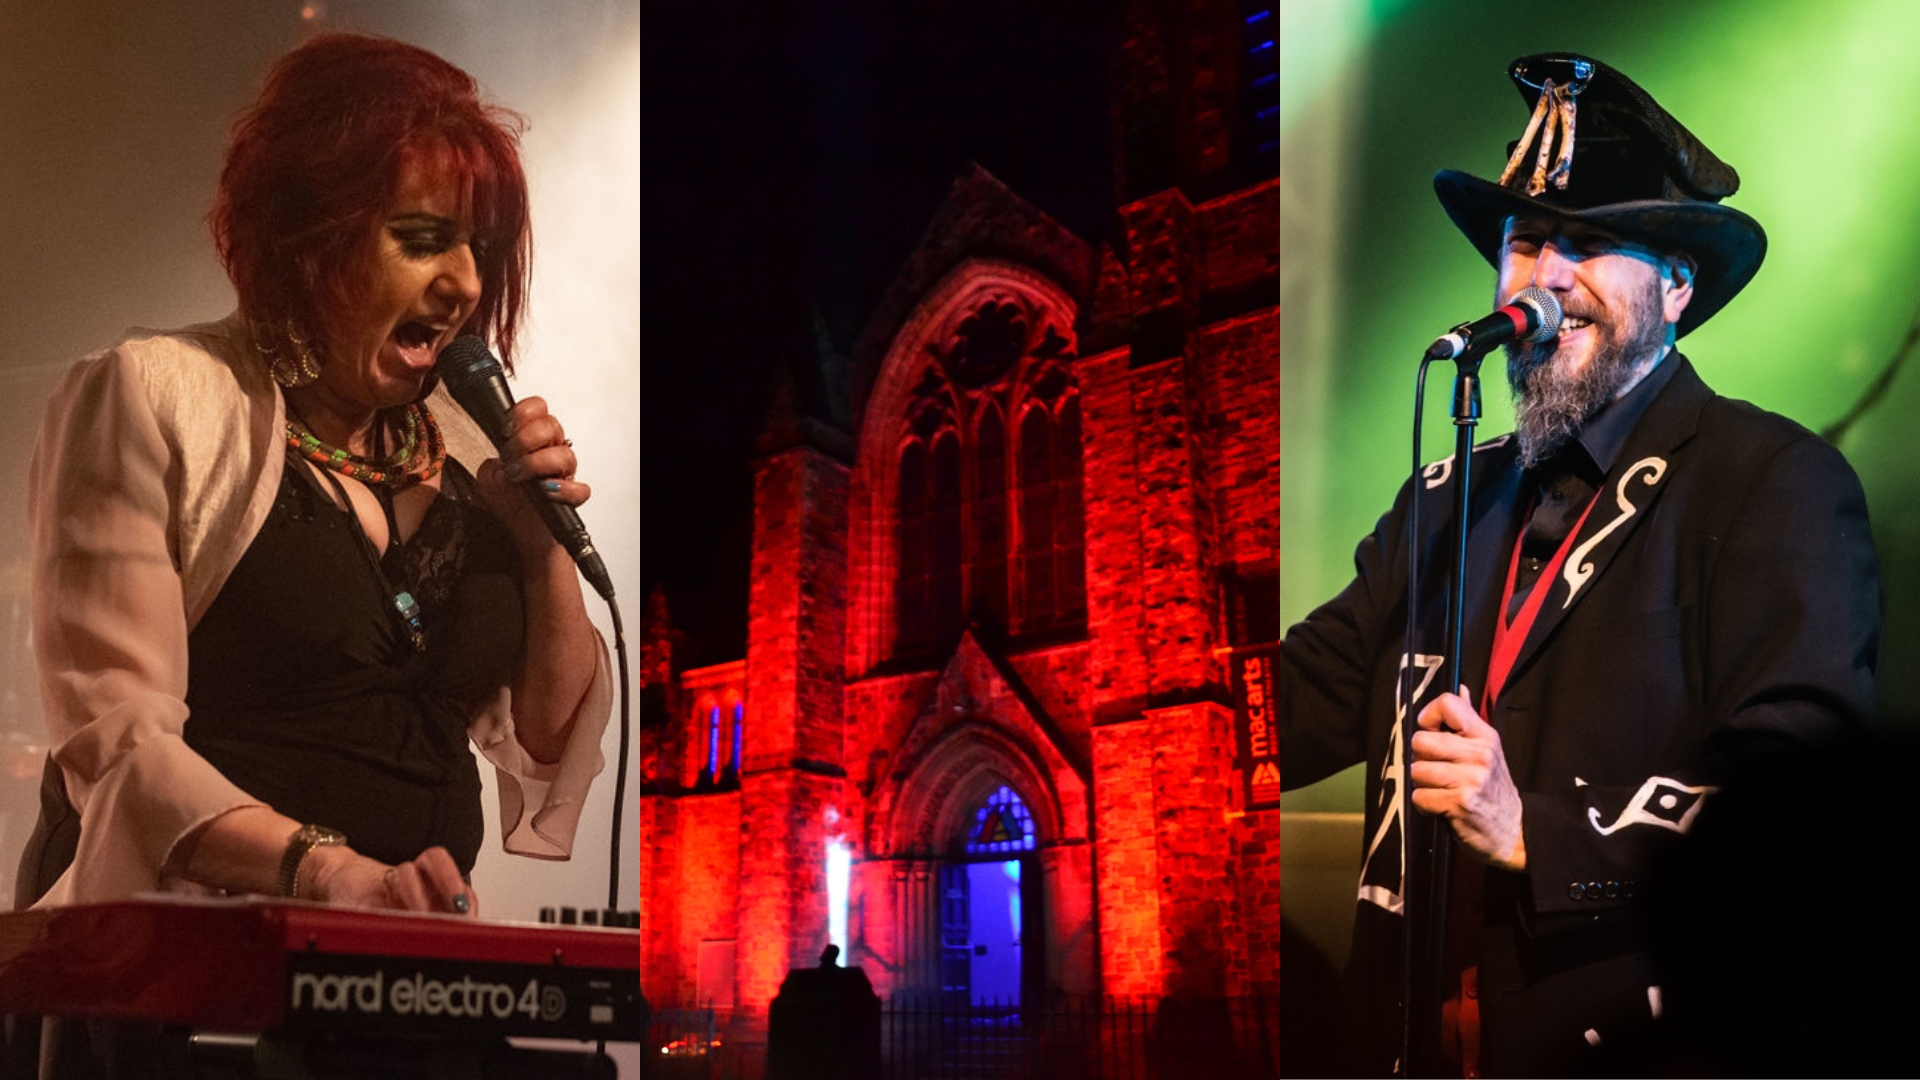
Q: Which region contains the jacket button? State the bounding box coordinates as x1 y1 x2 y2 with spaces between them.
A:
1622 880 1636 899
1568 882 1586 901
1585 881 1602 900
1603 880 1621 899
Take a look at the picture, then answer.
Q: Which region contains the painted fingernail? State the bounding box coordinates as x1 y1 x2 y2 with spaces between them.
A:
451 892 470 914
542 480 562 493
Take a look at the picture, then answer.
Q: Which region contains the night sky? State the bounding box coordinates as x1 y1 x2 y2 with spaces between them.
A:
640 0 1114 662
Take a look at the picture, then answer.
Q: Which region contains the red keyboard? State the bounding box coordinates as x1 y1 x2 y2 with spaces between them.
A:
0 897 639 1041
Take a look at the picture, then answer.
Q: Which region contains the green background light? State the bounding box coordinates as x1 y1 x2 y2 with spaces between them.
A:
1283 0 1920 813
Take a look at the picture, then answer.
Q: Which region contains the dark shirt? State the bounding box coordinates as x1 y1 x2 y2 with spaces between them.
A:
1507 352 1681 617
183 447 525 873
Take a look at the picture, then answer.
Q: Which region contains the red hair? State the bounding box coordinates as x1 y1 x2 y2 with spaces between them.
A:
212 33 530 371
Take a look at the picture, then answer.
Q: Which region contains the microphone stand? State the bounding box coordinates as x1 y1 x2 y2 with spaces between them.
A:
1403 349 1482 1078
1445 354 1482 701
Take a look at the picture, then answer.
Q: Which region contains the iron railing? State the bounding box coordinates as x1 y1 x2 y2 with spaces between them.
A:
880 993 1279 1080
646 1003 723 1080
645 993 1281 1080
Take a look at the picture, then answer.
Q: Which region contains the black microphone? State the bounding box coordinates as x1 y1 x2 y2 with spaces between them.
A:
1425 286 1563 360
437 335 616 601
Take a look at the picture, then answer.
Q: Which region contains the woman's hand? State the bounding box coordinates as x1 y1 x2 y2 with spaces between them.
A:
469 393 602 764
473 395 591 555
305 844 479 918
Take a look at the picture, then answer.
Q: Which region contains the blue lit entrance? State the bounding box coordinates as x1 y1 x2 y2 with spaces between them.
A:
939 785 1035 1007
965 859 1021 1004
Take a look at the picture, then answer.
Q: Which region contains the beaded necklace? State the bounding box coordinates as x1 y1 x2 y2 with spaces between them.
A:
286 402 446 488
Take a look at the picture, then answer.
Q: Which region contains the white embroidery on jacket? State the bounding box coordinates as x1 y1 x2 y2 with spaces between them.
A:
1563 456 1668 607
1357 653 1444 915
1588 775 1717 835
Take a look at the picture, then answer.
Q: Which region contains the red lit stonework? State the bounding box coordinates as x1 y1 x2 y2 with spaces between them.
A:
640 0 1278 1048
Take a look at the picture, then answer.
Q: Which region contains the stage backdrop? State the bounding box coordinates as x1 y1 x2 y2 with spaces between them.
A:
1282 0 1920 960
0 0 639 930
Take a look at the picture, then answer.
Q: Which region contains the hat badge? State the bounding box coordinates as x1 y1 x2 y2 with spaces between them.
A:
1496 58 1593 197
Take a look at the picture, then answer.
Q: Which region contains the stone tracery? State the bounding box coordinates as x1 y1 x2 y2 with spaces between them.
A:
889 280 1087 656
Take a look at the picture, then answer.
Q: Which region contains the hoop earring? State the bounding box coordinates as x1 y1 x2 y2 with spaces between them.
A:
254 319 323 388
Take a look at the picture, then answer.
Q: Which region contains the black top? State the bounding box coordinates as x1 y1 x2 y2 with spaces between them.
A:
184 446 524 874
1508 352 1681 616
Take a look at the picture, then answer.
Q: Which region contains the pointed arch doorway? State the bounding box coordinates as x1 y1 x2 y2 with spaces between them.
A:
865 704 1089 1008
938 784 1042 1009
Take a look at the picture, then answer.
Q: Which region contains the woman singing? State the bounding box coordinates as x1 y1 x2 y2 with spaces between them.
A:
16 33 611 920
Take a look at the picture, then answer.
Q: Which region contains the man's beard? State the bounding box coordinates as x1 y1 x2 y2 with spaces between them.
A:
1505 282 1668 469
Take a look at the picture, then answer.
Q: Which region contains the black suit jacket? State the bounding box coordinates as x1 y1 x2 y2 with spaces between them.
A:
1281 356 1882 1076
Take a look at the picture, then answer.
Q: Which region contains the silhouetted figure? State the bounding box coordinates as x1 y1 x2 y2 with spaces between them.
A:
767 945 881 1080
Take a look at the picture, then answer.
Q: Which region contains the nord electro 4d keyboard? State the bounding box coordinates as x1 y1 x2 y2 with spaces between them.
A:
0 896 640 1042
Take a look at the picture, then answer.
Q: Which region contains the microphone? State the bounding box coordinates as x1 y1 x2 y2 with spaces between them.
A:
437 335 616 601
1425 286 1563 360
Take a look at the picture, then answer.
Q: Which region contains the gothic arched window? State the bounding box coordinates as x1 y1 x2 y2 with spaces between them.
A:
1014 381 1086 632
890 293 1084 659
966 785 1036 855
896 426 964 655
1053 394 1087 620
896 438 933 655
1017 406 1059 622
972 403 1009 628
930 431 964 636
721 700 743 786
698 702 721 789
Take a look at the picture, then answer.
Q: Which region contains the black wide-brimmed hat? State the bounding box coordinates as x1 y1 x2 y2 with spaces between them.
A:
1434 53 1766 337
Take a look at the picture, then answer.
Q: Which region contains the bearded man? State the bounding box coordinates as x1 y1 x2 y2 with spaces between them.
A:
1280 53 1882 1077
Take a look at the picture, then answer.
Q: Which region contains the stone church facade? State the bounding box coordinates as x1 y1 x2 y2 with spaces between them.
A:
641 0 1278 1026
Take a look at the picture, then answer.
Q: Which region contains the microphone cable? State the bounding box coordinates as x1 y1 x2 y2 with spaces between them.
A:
1397 351 1437 1076
603 593 631 916
1823 293 1920 446
595 596 631 1069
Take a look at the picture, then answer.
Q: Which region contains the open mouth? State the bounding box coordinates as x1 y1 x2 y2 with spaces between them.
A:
1560 315 1594 332
390 320 447 370
394 320 441 349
